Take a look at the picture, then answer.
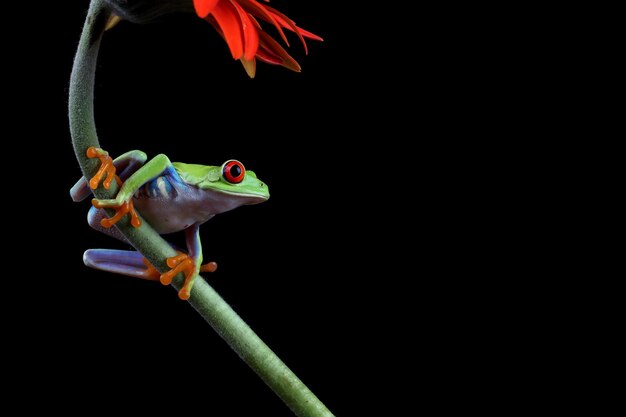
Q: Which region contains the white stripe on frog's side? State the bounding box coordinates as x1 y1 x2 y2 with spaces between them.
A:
134 174 178 200
157 177 169 197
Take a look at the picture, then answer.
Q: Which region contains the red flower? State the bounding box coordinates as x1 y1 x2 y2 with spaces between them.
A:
193 0 322 78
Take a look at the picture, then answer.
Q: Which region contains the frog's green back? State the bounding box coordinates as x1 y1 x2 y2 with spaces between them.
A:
173 162 221 185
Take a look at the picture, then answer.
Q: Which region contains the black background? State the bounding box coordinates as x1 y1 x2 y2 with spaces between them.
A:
16 1 410 415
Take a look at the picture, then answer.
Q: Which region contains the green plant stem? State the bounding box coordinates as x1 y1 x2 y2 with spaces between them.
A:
69 1 334 416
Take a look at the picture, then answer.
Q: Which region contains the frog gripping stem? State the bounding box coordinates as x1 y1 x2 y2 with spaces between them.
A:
92 198 142 228
160 253 197 300
87 146 118 190
88 146 142 228
144 254 217 300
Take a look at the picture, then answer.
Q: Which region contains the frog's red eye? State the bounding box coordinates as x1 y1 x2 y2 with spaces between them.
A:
222 160 245 184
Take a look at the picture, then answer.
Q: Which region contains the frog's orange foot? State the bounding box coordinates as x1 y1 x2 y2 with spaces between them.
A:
159 256 217 300
141 258 161 280
86 147 120 190
160 253 195 300
201 261 218 273
92 198 142 228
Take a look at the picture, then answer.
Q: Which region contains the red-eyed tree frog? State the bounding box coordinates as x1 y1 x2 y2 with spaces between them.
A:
71 147 269 299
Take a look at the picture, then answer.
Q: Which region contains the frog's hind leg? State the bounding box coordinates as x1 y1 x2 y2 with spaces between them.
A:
83 249 160 280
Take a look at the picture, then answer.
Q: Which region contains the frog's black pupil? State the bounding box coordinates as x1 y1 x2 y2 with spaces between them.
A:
230 165 242 178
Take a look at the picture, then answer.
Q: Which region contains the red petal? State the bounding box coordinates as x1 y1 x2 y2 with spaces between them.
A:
210 0 244 59
236 0 290 46
256 30 301 72
298 27 324 42
263 6 311 54
255 51 281 66
194 0 220 18
230 1 259 60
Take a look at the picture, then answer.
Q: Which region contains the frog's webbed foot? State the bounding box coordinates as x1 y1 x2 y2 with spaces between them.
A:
87 147 142 229
87 147 119 191
159 253 217 300
92 198 142 228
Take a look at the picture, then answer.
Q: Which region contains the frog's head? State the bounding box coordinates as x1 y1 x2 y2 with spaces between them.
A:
174 160 269 206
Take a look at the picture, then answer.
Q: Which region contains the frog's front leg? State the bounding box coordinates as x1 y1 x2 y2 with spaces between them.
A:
92 153 173 228
70 149 148 202
160 223 217 300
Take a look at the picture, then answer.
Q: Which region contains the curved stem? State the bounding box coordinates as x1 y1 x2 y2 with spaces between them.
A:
69 2 334 416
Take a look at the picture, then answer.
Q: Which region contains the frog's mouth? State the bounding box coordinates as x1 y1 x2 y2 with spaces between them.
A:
243 194 270 205
219 190 270 205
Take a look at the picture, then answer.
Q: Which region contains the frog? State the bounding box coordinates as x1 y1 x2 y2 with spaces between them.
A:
71 147 269 299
